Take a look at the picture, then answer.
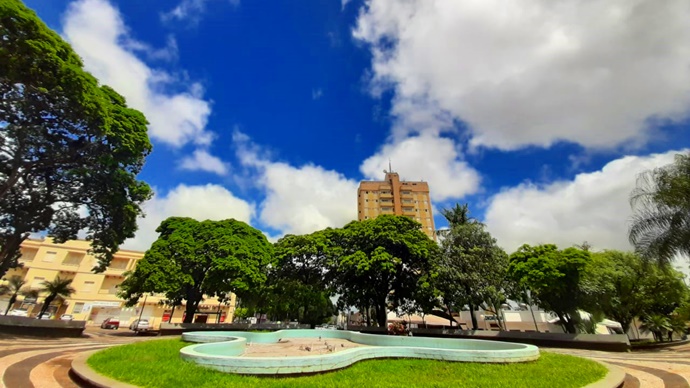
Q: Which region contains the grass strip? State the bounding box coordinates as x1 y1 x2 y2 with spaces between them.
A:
87 338 606 388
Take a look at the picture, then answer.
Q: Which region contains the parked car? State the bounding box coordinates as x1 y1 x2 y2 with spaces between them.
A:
60 314 74 321
7 309 28 317
37 314 54 320
100 317 120 329
129 319 150 333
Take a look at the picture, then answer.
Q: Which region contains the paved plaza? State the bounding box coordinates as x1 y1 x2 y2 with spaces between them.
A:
0 328 688 387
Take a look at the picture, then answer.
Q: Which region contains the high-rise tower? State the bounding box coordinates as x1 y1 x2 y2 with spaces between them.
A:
357 168 435 239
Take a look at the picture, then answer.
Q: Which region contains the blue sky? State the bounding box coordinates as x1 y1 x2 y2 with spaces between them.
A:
25 0 690 253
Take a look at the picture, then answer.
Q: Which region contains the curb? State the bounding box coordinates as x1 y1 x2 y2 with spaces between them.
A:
631 338 690 350
583 361 626 388
70 350 139 388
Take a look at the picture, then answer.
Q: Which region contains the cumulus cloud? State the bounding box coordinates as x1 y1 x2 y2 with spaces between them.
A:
484 150 686 253
234 131 359 235
360 135 481 202
123 184 255 251
179 149 229 175
63 0 213 147
354 0 690 149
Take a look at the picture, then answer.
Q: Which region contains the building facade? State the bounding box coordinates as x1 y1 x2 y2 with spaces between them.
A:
357 169 436 239
0 238 235 327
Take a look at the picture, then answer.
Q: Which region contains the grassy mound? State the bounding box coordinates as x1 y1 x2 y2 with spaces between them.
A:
88 339 606 388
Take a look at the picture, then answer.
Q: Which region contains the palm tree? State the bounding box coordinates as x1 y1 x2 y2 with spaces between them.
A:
436 203 481 238
629 153 690 266
37 276 75 319
640 314 672 342
0 275 26 315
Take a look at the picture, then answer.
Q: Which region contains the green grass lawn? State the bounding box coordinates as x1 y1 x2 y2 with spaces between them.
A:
87 339 606 388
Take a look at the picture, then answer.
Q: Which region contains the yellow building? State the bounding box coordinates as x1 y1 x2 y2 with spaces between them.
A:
1 238 235 327
357 168 436 239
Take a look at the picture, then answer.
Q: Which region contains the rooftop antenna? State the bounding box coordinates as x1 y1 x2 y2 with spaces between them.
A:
389 159 392 173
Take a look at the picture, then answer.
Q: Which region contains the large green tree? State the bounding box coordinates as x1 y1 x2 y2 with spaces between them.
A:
331 215 439 327
37 276 75 319
629 152 690 265
119 217 274 323
0 0 152 277
435 222 509 330
269 231 335 327
508 244 591 333
582 250 688 335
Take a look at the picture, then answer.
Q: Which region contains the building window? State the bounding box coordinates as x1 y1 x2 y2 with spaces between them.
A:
83 281 95 293
364 216 369 219
62 252 84 266
366 191 369 194
31 277 45 288
73 303 85 314
425 209 428 212
42 251 57 263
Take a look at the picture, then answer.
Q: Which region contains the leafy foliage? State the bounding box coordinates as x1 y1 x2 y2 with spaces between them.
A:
0 0 152 277
435 222 509 330
0 275 26 315
508 244 591 333
330 215 439 327
629 152 690 265
583 250 688 335
119 217 274 323
37 276 75 318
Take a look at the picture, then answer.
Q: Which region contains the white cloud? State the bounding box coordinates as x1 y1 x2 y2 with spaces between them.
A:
179 149 229 175
63 0 213 147
123 184 255 251
484 150 686 253
354 0 690 150
360 135 481 202
234 131 359 236
312 88 324 100
162 0 240 24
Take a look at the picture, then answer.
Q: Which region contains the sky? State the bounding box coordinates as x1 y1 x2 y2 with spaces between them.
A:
24 0 690 259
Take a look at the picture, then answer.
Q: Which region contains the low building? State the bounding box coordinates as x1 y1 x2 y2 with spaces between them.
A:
0 238 235 327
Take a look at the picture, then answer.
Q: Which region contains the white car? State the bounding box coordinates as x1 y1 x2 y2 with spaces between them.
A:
7 309 28 317
129 319 150 332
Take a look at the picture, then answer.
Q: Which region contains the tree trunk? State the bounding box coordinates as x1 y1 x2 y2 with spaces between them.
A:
169 305 176 322
4 294 17 315
38 295 55 319
183 299 200 323
446 304 453 327
376 303 388 328
468 301 478 330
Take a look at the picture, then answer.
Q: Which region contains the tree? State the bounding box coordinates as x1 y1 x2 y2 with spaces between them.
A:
629 152 690 265
436 203 480 238
37 276 75 319
0 275 26 315
270 231 335 327
435 222 509 330
119 217 273 323
331 215 439 327
0 0 152 278
640 314 672 342
583 250 688 336
508 244 591 333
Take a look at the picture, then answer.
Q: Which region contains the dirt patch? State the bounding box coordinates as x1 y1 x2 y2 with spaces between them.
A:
242 338 366 357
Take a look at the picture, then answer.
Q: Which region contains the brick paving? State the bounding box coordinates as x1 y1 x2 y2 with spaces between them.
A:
1 328 689 387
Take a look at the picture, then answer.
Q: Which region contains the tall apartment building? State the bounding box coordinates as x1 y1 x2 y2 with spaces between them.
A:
0 238 235 326
357 169 436 239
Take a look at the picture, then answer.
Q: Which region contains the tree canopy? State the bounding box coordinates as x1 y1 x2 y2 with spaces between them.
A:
330 215 439 327
508 244 591 333
0 0 152 277
119 217 274 323
435 221 509 330
629 152 690 265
